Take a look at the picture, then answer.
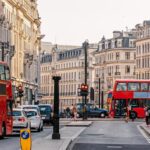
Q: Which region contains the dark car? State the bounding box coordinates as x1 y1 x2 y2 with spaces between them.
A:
77 103 108 118
38 104 52 124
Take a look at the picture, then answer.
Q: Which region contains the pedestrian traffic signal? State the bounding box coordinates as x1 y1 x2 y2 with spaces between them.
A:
80 83 88 96
17 85 24 97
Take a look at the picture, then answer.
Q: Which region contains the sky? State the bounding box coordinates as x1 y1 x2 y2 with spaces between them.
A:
37 0 150 45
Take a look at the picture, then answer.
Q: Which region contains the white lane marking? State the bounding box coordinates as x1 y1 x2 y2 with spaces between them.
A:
107 146 122 149
137 125 150 144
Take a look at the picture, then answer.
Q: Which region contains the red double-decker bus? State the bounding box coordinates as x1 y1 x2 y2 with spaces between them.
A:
0 62 13 139
109 79 150 119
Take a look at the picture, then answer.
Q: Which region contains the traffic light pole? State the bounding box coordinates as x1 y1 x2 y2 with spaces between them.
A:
83 40 88 120
99 78 101 108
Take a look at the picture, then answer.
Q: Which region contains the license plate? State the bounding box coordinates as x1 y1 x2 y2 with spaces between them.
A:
42 117 45 119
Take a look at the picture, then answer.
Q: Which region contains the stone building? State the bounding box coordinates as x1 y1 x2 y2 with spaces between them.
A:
1 0 41 105
40 42 96 109
93 30 136 104
135 20 150 79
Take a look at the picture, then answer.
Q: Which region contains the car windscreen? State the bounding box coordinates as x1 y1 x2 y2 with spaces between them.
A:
25 111 37 118
39 106 51 115
13 111 22 116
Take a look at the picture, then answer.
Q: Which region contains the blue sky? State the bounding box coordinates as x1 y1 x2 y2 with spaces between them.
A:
38 0 150 45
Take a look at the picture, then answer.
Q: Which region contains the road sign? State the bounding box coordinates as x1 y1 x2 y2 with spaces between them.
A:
20 129 32 150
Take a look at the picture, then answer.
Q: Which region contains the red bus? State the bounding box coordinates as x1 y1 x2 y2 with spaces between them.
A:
0 62 13 138
109 79 150 119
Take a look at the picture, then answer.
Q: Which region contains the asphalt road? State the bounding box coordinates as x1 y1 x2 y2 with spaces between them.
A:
69 121 150 150
0 126 53 150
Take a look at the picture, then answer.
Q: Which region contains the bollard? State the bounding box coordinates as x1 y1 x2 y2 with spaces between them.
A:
20 129 32 150
52 76 61 139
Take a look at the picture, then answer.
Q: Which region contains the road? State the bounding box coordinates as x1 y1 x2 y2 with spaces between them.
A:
0 126 53 150
69 121 150 150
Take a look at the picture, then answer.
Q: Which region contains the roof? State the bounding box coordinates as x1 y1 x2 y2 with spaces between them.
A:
115 79 150 82
24 109 38 112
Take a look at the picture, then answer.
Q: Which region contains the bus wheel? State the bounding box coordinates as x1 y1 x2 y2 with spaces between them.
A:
130 111 137 119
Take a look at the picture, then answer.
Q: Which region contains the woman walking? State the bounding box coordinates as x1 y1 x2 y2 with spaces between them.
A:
72 105 77 121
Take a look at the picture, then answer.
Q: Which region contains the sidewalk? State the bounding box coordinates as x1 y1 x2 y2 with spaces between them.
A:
32 125 86 150
140 123 150 136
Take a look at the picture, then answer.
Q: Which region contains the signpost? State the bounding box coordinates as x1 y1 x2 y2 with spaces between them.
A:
20 129 32 150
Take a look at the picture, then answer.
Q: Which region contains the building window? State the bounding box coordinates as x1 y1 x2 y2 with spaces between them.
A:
116 52 120 60
125 65 130 74
125 52 130 60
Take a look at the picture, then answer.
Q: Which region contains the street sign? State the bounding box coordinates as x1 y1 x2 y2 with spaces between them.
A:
20 129 32 150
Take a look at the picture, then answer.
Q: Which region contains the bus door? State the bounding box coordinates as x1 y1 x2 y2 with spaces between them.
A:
115 99 126 117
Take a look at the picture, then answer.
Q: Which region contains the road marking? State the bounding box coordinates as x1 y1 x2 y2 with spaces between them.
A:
137 125 150 144
107 146 122 149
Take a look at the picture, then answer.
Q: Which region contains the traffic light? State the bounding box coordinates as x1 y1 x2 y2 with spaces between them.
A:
80 83 88 96
18 85 24 97
90 87 94 101
32 94 35 100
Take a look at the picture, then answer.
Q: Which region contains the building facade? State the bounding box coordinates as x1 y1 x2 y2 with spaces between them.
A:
40 42 96 109
135 20 150 79
93 30 136 104
1 0 41 105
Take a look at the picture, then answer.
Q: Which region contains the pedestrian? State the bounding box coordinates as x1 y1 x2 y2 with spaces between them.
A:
66 107 71 118
72 104 77 121
125 106 129 123
145 106 149 127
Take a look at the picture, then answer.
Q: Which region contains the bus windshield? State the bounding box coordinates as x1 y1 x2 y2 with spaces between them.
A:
0 64 10 80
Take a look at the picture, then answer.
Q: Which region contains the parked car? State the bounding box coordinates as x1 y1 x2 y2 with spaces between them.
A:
77 103 108 118
12 108 30 132
38 104 53 124
25 109 43 132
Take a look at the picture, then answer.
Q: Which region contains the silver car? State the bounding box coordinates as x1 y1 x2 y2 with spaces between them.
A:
13 108 30 132
25 109 43 132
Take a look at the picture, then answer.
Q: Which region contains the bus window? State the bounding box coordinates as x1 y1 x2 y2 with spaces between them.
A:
116 83 127 91
5 66 10 80
141 83 148 91
0 65 5 80
128 83 140 91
